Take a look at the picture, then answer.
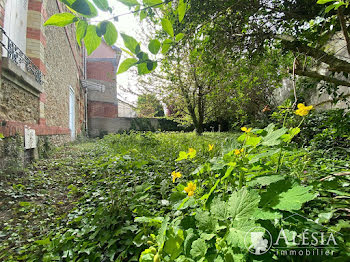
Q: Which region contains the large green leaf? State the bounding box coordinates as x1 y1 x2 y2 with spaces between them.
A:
156 216 169 249
317 0 335 4
162 39 173 54
76 20 87 47
247 175 284 187
164 228 184 260
261 127 288 146
93 0 109 11
254 209 282 220
261 180 316 211
143 0 163 6
175 33 185 42
190 238 207 259
195 210 217 231
272 184 316 211
67 0 98 18
161 18 174 37
44 13 78 27
248 149 280 164
137 61 157 75
84 25 101 55
148 39 161 55
177 0 186 22
121 33 139 54
210 198 228 221
104 22 118 45
226 219 258 250
227 187 260 221
118 0 139 6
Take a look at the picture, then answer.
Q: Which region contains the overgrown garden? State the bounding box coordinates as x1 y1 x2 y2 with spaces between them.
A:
1 107 350 261
1 0 350 261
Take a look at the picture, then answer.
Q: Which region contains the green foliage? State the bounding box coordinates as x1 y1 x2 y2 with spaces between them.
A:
44 13 78 27
103 21 118 45
161 18 174 38
121 33 140 54
136 93 164 118
118 0 139 7
177 0 186 23
92 0 109 11
1 124 349 261
76 20 88 46
148 39 161 55
60 0 98 18
317 0 350 13
46 0 188 66
84 25 101 55
117 58 138 74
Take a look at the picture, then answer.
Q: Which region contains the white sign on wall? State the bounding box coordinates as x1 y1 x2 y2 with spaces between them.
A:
24 127 37 149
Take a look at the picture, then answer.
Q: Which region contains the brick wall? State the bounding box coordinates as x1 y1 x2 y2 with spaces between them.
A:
88 101 118 118
87 61 116 83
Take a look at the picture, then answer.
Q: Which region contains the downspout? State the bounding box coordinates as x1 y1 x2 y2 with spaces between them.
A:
83 48 88 135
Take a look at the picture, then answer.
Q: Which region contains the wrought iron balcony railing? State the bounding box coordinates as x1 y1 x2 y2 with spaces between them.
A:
0 27 43 84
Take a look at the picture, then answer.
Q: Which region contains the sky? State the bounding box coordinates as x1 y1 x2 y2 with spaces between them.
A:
95 2 142 104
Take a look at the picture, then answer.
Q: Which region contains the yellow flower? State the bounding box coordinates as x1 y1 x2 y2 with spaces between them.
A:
187 148 197 159
234 148 244 155
208 144 214 151
295 103 313 117
241 127 252 133
184 181 196 197
171 171 182 183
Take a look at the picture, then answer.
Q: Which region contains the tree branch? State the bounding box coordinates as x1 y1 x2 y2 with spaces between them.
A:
337 7 350 56
277 36 350 73
293 69 350 87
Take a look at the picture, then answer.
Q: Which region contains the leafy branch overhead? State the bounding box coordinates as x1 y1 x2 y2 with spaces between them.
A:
44 0 188 75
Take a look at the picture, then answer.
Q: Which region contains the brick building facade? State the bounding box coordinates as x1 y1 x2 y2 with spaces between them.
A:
83 41 122 137
0 0 86 168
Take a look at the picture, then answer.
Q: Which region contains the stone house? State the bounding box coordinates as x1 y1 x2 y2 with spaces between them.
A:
0 0 86 168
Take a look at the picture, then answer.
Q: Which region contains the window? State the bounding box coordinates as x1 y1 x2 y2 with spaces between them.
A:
3 0 28 54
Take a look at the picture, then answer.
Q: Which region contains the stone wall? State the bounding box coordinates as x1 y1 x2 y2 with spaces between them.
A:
0 134 24 170
88 117 160 137
0 77 39 123
44 0 84 131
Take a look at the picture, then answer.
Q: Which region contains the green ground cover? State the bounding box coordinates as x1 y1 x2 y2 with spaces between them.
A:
0 127 349 261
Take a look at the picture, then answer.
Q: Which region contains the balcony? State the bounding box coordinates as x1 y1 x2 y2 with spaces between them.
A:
0 27 43 85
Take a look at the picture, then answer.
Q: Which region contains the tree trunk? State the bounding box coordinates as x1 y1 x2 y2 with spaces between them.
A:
194 69 205 135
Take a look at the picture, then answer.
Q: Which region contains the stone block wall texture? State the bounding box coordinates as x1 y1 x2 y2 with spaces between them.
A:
44 0 84 130
0 77 39 123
